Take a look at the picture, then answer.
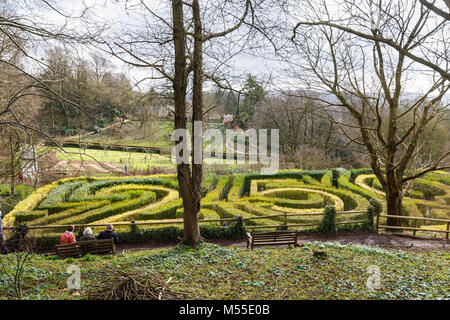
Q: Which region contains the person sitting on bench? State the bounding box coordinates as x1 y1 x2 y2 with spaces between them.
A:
80 227 96 241
60 225 76 245
97 224 119 244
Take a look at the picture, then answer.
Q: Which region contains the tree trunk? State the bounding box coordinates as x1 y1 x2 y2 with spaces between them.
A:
385 181 403 229
172 0 201 247
183 0 203 246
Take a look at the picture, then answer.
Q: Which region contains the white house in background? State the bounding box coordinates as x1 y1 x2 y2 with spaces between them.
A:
20 144 38 181
223 114 234 123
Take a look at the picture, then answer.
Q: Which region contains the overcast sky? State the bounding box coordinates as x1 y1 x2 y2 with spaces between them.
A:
15 0 449 96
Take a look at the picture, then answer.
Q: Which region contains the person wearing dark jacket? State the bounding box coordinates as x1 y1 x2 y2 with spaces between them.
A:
97 224 119 244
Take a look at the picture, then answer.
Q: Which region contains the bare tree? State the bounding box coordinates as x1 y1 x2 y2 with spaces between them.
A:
102 0 264 246
288 0 449 226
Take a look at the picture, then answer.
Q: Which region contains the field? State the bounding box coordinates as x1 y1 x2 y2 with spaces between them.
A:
0 242 448 300
4 169 449 239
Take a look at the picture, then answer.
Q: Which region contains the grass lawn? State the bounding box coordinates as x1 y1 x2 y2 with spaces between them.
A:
49 147 174 169
83 120 223 149
46 147 252 170
0 242 448 300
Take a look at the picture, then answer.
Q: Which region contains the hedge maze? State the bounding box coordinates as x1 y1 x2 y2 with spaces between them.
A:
5 169 450 234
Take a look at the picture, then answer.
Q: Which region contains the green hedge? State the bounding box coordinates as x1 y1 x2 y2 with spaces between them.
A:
318 205 336 234
239 170 329 197
137 199 183 220
39 182 86 209
60 191 157 224
14 210 48 223
273 197 324 209
69 177 178 201
32 200 111 225
219 175 234 200
349 168 373 183
264 189 310 200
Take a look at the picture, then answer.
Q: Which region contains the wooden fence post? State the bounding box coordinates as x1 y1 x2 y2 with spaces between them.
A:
413 219 417 237
375 211 381 232
446 222 449 241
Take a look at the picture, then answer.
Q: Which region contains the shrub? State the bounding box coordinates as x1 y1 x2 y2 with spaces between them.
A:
137 199 183 220
39 182 86 209
239 170 328 197
263 189 309 200
318 205 336 234
34 200 110 225
201 173 218 198
363 201 382 231
219 175 234 200
14 210 48 223
4 180 60 224
331 169 340 188
59 191 156 224
349 168 373 183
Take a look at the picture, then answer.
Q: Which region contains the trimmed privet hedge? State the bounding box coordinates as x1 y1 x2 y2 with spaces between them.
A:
201 173 219 198
338 176 383 209
32 200 111 225
239 170 329 197
69 177 178 201
264 189 310 200
15 210 48 223
202 203 268 226
425 172 450 185
349 168 373 183
59 191 157 224
362 202 382 231
318 205 336 234
273 198 324 209
219 175 234 200
4 180 60 224
39 182 86 209
412 180 446 200
331 169 340 188
137 199 183 220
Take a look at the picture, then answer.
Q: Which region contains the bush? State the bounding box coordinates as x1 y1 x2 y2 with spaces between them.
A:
15 210 48 223
264 189 309 200
137 199 183 220
59 191 156 224
349 168 373 183
363 200 382 231
239 170 328 197
331 169 340 188
318 205 336 234
219 175 234 200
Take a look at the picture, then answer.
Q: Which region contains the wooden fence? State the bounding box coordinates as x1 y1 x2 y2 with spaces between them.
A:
376 213 450 240
3 209 368 232
4 209 449 240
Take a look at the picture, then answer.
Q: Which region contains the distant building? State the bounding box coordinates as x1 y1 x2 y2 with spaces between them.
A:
20 144 38 181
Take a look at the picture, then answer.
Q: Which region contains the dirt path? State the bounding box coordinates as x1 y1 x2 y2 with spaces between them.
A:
37 232 448 255
113 232 448 254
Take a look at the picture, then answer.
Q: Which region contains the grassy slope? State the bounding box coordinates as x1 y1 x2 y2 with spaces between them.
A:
0 243 448 300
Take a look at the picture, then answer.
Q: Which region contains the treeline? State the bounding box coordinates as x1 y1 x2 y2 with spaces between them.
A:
37 48 149 136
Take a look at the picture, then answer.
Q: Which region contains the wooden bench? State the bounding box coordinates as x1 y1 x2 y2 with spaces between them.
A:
56 238 116 258
246 230 299 249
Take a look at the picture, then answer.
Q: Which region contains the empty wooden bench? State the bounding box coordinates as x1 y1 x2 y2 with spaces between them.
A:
246 230 299 249
56 238 116 258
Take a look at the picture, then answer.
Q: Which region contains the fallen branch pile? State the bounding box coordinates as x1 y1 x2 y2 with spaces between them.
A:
87 267 185 300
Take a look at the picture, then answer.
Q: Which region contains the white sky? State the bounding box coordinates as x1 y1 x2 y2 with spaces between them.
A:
15 0 449 96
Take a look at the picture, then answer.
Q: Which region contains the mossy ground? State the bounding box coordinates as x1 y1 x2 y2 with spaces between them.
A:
0 242 448 300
